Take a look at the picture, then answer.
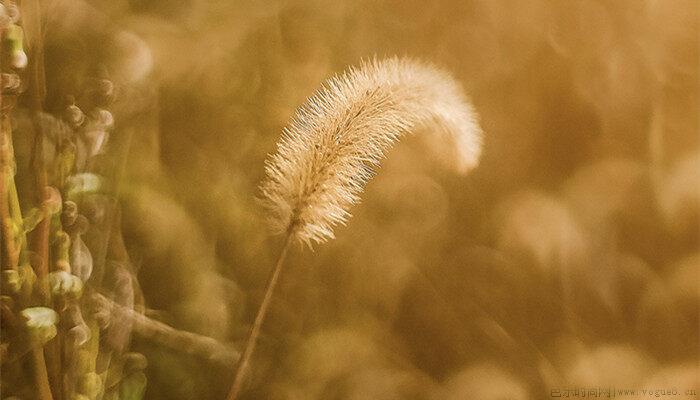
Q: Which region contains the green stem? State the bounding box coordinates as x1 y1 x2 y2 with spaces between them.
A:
21 1 59 398
1 116 19 270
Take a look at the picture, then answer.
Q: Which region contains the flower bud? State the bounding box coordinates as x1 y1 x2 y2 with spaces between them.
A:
42 186 62 215
21 307 59 345
89 79 115 106
65 173 103 200
5 25 27 69
1 73 20 93
91 109 114 129
6 3 20 23
0 4 10 30
48 271 83 299
65 104 86 128
1 270 21 293
62 201 79 227
11 49 27 69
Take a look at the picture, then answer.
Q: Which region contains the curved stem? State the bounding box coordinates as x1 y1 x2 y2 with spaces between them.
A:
91 293 240 366
226 233 293 400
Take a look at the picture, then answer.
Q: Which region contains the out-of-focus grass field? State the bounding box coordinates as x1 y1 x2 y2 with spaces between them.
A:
39 0 699 398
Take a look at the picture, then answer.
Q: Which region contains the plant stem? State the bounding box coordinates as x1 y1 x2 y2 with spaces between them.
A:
0 86 19 271
0 162 18 270
91 293 240 366
23 2 61 398
226 233 293 400
31 348 55 400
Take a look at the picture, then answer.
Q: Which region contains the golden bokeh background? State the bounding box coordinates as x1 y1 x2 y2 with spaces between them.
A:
23 0 699 399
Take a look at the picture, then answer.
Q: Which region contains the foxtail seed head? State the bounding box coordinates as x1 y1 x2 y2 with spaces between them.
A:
260 57 483 247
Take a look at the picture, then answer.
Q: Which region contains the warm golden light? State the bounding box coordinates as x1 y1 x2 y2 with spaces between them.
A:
0 1 697 399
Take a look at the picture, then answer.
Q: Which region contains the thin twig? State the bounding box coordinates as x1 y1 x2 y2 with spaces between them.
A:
91 293 240 366
226 233 293 400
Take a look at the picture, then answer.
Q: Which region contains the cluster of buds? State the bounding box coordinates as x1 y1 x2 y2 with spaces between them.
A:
0 5 174 399
0 2 26 69
1 5 115 398
0 1 25 103
62 75 115 173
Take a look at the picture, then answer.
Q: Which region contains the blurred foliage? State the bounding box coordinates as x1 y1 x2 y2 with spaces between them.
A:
3 0 698 399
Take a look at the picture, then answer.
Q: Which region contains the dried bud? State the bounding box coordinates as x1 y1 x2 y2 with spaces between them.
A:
65 173 103 200
65 104 86 128
89 79 115 105
11 49 27 69
1 73 20 93
0 4 10 30
5 25 27 69
91 109 114 129
48 271 83 299
43 186 63 215
62 201 79 226
98 79 114 96
21 307 59 345
6 3 20 23
1 270 21 293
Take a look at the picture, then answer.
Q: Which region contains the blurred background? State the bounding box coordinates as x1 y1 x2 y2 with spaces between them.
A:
37 0 699 398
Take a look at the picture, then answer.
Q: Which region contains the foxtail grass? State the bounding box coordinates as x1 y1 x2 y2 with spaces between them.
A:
227 57 483 400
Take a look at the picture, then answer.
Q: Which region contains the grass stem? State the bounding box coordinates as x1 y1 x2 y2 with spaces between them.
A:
226 232 293 400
